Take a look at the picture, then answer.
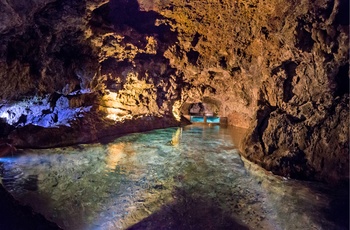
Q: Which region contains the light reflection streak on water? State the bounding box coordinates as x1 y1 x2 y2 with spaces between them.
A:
0 125 345 230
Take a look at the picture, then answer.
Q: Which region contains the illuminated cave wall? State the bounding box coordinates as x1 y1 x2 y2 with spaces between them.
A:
0 0 348 182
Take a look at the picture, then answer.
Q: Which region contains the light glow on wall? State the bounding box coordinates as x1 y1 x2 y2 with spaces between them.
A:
100 90 134 122
172 100 182 121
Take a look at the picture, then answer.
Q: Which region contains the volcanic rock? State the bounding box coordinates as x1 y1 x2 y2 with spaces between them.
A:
0 0 348 184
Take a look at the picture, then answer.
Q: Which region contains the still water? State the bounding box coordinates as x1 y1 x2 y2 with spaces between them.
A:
0 125 348 230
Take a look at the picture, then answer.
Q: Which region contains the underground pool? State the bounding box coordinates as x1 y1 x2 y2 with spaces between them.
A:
0 125 348 229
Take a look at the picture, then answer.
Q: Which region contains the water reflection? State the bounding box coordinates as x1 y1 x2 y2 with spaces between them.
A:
0 125 348 230
106 143 128 172
170 127 182 146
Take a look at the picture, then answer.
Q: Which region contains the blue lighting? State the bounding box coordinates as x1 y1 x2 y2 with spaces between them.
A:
190 116 220 123
190 116 205 122
206 116 220 123
0 95 92 128
0 156 18 163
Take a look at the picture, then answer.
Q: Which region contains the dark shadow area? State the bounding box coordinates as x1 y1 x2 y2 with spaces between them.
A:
0 183 61 230
108 0 170 36
335 63 349 97
282 61 298 102
89 0 178 44
323 183 350 230
127 189 249 230
334 0 349 25
186 49 200 65
191 32 201 47
295 19 314 52
0 119 14 138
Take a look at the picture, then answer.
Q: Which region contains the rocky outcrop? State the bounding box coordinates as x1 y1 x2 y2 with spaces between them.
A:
236 0 350 184
0 0 348 183
150 0 349 183
0 0 185 146
8 114 187 148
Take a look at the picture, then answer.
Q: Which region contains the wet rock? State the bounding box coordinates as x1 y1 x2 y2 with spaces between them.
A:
8 114 183 148
242 95 349 184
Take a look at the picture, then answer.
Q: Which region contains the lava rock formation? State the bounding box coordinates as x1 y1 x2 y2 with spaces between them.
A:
0 0 348 184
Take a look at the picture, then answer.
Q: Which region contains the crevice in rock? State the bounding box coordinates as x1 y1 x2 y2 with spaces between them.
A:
208 71 216 80
260 27 269 39
286 114 306 124
191 32 201 47
334 63 349 97
282 61 298 102
55 39 86 67
295 19 314 52
229 66 241 75
199 84 216 94
254 105 276 155
219 56 228 69
334 0 349 25
274 147 314 180
49 92 62 109
256 114 269 155
270 60 298 103
186 49 200 65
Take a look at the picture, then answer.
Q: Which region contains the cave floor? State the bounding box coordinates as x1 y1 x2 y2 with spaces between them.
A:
0 125 348 230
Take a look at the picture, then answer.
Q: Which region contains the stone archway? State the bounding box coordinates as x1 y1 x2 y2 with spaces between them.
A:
181 96 221 117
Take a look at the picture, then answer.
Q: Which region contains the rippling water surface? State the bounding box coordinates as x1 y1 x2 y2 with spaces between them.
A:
0 125 348 230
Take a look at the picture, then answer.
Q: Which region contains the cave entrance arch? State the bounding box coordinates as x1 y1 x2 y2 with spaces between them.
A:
180 97 226 125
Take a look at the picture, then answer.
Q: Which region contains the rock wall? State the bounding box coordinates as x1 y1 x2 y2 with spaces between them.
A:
0 0 348 183
149 0 349 183
0 0 186 146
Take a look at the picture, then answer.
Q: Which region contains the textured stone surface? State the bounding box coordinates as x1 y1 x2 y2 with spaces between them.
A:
147 0 349 183
8 114 187 148
0 0 348 183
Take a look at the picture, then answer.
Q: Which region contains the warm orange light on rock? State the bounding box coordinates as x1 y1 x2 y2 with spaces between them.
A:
99 90 132 122
172 100 182 121
99 71 163 122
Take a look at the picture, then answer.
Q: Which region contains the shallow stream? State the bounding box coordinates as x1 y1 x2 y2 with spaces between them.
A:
0 125 348 229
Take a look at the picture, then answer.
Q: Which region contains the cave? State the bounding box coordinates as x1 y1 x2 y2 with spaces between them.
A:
0 0 348 229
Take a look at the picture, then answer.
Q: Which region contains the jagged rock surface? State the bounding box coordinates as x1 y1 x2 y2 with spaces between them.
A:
142 0 349 183
0 0 348 183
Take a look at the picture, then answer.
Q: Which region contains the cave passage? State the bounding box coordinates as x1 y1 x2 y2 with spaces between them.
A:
0 125 347 230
